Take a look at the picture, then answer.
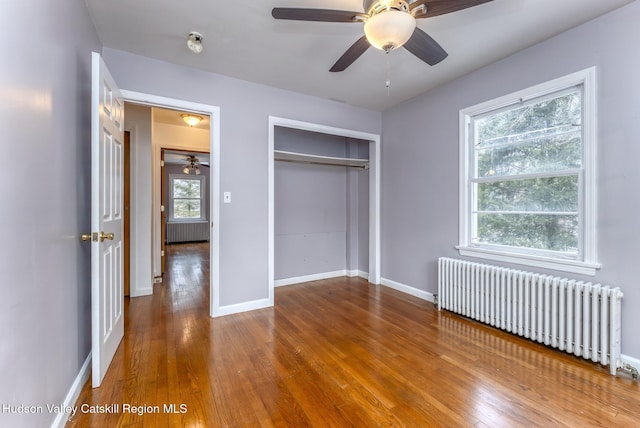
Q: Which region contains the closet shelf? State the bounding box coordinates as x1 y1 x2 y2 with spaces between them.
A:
274 150 369 169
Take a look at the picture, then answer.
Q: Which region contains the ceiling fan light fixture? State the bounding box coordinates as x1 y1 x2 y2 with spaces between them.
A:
183 156 201 175
181 113 203 127
187 31 204 54
364 10 416 51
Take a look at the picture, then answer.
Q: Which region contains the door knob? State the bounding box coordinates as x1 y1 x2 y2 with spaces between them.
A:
100 232 115 242
81 232 114 242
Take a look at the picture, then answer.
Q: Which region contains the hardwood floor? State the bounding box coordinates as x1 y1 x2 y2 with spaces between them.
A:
68 243 640 427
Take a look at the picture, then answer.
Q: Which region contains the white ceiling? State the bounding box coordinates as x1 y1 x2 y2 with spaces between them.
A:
85 0 633 111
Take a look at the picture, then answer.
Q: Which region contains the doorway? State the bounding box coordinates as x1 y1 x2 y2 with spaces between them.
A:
151 108 212 280
162 149 212 300
121 90 221 317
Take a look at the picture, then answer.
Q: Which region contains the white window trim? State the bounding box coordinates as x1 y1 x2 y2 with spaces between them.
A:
168 174 207 222
458 67 600 276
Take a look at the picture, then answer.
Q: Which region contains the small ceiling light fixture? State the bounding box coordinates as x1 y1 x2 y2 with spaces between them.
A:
187 31 204 54
183 156 201 175
181 113 203 127
363 0 416 52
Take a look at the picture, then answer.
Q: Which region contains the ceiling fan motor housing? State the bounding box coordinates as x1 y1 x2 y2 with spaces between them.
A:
364 0 411 16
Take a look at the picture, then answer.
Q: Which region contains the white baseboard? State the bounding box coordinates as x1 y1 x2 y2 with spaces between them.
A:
50 352 91 428
130 287 153 298
275 270 349 287
348 270 369 280
213 297 272 317
380 277 434 303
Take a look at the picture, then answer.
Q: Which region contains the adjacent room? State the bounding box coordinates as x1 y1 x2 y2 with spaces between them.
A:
3 0 640 427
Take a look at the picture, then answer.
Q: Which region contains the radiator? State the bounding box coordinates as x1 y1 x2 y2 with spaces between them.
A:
437 257 623 375
166 222 209 243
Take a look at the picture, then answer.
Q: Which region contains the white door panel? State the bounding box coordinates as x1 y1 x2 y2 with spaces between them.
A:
91 52 124 388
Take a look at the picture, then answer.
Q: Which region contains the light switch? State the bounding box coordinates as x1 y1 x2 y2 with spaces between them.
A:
223 192 231 203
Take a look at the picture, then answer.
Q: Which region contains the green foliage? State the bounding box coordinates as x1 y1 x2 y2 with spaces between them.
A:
173 178 201 218
477 176 578 212
477 213 578 252
472 90 582 254
173 179 201 198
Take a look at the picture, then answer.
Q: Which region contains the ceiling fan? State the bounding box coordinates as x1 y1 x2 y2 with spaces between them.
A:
182 155 210 175
272 0 493 72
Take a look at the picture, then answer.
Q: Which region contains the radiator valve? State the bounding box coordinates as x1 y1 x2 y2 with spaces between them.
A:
619 363 639 380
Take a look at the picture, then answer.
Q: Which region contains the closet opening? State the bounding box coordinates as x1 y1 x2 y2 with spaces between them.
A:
268 116 381 301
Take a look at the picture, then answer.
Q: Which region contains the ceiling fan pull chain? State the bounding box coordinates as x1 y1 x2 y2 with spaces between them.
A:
385 50 391 96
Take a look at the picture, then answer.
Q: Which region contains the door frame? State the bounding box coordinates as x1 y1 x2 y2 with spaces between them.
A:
124 131 131 296
121 90 221 318
268 116 381 302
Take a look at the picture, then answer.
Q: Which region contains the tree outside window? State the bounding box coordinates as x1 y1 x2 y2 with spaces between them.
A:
171 177 204 220
458 68 598 275
473 90 582 254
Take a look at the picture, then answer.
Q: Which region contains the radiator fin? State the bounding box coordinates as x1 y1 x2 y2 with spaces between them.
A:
166 222 209 243
438 257 623 375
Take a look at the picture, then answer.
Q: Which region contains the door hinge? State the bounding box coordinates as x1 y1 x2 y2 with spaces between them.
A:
160 160 165 167
161 250 165 257
160 205 165 212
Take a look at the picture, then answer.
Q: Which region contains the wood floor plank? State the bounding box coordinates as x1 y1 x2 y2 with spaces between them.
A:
67 242 640 427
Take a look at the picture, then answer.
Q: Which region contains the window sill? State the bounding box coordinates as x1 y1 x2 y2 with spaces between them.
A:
456 246 601 276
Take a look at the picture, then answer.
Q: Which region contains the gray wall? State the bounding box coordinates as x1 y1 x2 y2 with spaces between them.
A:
102 48 382 306
0 0 101 426
275 161 348 278
124 103 154 297
381 2 640 358
274 127 370 280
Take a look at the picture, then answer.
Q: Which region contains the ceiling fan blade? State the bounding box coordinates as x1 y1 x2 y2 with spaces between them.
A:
403 28 448 66
330 36 371 72
272 8 363 22
410 0 493 19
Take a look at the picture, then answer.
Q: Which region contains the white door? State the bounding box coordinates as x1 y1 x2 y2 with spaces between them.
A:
90 52 124 388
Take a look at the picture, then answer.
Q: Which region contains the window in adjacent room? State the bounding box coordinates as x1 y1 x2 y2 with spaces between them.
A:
458 68 599 275
170 175 206 221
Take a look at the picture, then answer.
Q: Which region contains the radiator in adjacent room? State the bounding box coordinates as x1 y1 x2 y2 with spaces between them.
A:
166 221 209 243
437 257 623 375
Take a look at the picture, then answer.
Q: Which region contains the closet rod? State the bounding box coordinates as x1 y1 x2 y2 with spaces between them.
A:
275 158 369 169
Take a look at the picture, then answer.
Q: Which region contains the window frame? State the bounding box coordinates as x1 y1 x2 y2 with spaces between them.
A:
457 67 600 275
168 174 207 222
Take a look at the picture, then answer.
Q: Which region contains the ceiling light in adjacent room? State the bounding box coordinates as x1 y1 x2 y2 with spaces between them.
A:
181 114 203 127
187 31 204 54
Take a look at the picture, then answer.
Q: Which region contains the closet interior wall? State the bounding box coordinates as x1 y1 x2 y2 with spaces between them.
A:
274 127 369 282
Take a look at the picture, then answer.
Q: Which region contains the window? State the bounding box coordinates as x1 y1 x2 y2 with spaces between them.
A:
170 175 206 221
458 68 599 275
